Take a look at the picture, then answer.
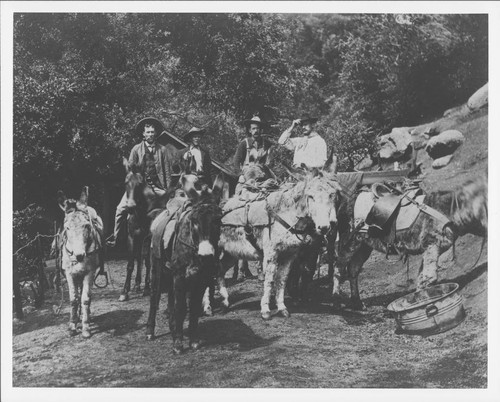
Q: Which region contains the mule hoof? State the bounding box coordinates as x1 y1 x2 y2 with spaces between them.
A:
134 285 142 293
82 329 91 338
279 309 290 318
331 294 342 310
68 329 78 337
118 294 128 302
190 341 201 350
142 289 151 297
350 298 366 311
261 311 272 320
172 344 183 355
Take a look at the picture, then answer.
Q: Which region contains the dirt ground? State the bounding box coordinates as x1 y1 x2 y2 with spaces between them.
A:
12 231 487 388
12 109 488 389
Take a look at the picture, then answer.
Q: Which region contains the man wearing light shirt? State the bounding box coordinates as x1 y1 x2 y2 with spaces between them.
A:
278 114 327 169
179 127 213 187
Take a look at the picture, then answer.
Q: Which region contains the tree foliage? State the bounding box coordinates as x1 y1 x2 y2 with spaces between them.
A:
14 12 488 213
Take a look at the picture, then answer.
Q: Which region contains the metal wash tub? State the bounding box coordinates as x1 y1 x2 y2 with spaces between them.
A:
386 283 466 335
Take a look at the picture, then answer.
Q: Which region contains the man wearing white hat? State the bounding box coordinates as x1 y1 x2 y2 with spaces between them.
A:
178 127 213 187
233 114 274 172
278 113 327 169
106 117 174 247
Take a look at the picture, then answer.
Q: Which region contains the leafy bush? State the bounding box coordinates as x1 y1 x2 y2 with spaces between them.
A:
13 205 51 280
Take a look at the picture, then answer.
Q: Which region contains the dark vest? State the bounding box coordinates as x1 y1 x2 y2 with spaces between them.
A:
144 145 160 187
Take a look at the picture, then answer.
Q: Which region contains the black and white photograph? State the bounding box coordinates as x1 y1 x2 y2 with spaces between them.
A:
2 2 499 400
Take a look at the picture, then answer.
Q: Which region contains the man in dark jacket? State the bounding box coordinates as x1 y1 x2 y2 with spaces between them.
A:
106 117 175 247
178 127 213 187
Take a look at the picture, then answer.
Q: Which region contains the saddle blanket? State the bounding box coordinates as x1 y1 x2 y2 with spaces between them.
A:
150 195 188 258
222 193 270 227
354 190 425 232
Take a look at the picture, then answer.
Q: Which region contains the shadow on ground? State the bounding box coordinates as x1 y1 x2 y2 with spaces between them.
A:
199 318 280 351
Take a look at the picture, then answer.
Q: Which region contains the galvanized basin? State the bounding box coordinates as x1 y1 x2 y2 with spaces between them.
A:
386 283 466 335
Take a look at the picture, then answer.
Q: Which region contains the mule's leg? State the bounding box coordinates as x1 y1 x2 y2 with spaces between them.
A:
143 237 152 296
331 262 343 309
172 275 187 354
119 235 135 302
417 244 440 290
202 286 212 317
257 259 264 281
146 254 162 340
260 250 277 320
299 246 321 302
236 260 252 281
347 243 372 310
188 282 205 350
81 269 94 338
218 251 236 310
274 255 296 318
65 272 79 336
287 258 300 303
134 235 145 293
232 260 239 281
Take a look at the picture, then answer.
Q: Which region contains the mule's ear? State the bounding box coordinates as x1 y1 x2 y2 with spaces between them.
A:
79 186 89 206
212 173 225 200
324 150 338 175
57 190 67 212
284 162 305 181
123 157 129 172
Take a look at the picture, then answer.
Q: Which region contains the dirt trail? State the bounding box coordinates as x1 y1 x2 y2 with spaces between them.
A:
13 231 487 388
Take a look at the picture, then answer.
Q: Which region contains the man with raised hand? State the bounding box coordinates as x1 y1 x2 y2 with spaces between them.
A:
278 113 327 169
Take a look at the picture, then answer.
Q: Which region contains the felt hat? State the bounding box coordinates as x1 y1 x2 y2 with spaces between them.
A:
184 127 207 142
298 114 319 125
242 115 269 128
135 117 165 137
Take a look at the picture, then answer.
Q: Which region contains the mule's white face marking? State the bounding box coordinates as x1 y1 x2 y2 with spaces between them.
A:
198 240 215 256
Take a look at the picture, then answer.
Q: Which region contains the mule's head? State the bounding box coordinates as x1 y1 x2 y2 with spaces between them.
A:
123 157 145 210
452 176 488 237
300 168 343 236
187 175 224 258
58 187 94 263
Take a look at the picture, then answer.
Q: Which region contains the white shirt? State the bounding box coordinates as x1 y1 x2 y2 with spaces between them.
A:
279 131 327 168
184 146 203 172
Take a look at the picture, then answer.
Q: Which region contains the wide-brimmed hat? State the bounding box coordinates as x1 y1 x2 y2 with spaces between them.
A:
135 117 165 137
242 115 268 128
298 114 319 125
184 127 207 142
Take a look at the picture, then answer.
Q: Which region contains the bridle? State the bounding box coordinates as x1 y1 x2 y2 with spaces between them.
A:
62 208 98 263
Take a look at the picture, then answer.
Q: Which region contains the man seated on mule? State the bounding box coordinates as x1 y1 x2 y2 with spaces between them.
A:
233 114 276 194
234 114 274 171
106 117 175 247
278 113 328 169
178 127 213 187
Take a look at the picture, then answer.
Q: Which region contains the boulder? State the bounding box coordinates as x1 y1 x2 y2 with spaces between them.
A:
378 127 412 160
425 129 464 159
467 83 488 111
432 154 454 169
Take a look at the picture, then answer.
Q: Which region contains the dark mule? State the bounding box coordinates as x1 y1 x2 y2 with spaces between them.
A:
145 177 224 354
58 187 103 338
119 158 167 302
333 175 487 310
